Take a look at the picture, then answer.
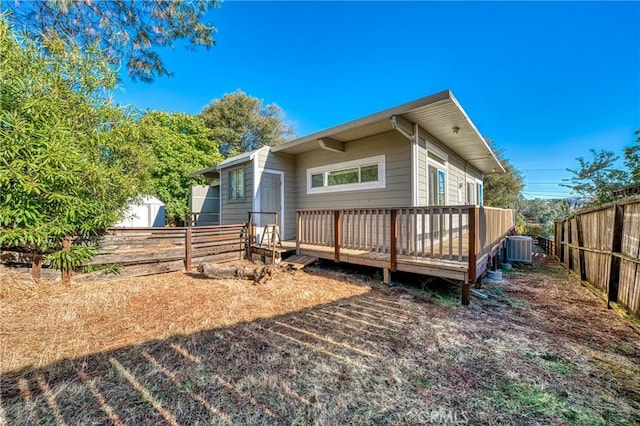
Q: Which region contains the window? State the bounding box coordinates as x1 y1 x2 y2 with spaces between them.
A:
466 181 476 205
428 165 447 206
427 146 448 206
466 179 483 205
228 168 244 200
306 155 386 194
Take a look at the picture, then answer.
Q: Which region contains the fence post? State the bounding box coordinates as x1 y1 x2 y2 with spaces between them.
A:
334 210 341 262
390 210 397 272
607 204 624 309
567 219 573 271
576 215 587 281
185 228 192 272
61 236 71 285
554 221 561 257
31 253 42 280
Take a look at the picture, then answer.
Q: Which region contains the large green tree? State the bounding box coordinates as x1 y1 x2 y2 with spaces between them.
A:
0 17 151 280
624 130 640 183
562 149 629 206
1 0 219 82
200 90 295 157
133 111 222 224
483 140 524 208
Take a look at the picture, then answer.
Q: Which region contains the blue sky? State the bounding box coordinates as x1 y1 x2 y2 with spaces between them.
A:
114 1 640 200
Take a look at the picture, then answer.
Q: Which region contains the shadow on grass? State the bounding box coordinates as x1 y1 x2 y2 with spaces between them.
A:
0 291 432 425
308 259 462 308
3 257 639 425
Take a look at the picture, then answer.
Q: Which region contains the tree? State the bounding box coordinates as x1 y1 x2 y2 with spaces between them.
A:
516 198 575 237
133 111 222 224
200 90 295 157
623 130 640 183
483 140 524 208
561 149 629 206
0 17 152 280
1 0 219 82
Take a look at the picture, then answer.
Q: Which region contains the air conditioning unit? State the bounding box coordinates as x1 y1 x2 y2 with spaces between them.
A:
506 236 533 264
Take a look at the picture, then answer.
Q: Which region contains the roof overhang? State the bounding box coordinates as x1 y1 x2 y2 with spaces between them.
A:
272 90 504 175
189 146 267 178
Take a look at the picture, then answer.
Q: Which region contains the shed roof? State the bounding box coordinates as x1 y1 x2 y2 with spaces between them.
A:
190 146 267 178
273 90 504 174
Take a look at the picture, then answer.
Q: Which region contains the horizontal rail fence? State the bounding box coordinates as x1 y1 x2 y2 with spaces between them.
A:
537 236 555 254
185 212 220 227
555 197 640 318
1 224 246 282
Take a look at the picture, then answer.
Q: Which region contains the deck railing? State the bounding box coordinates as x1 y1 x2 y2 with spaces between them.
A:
297 205 514 275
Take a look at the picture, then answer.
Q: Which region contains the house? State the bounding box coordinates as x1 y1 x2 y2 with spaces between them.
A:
192 90 514 303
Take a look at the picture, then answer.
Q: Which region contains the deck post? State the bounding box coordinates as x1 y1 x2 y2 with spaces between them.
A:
383 268 390 285
464 206 478 306
185 228 192 272
390 210 397 271
296 211 301 255
334 210 341 262
607 204 624 308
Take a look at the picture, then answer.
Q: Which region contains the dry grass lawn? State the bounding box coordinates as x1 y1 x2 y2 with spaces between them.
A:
1 255 639 425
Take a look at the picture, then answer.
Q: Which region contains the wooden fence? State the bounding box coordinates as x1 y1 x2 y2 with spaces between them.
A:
1 224 246 282
554 197 640 318
537 236 555 254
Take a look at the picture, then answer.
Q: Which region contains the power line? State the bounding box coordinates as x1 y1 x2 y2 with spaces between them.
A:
524 182 566 185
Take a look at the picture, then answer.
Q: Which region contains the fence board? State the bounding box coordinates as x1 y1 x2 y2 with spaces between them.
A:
554 198 640 318
2 224 248 282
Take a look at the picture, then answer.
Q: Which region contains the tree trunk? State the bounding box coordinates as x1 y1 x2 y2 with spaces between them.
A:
197 263 276 285
31 253 43 280
61 236 72 285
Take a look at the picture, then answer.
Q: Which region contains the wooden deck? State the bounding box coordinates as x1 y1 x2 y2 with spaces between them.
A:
281 241 469 281
292 206 515 305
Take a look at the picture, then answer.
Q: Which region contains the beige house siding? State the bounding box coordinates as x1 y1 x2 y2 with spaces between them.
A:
416 138 428 206
295 131 412 210
219 162 253 225
417 128 483 206
256 150 296 239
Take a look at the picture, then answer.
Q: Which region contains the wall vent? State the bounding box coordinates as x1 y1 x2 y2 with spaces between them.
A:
506 236 533 264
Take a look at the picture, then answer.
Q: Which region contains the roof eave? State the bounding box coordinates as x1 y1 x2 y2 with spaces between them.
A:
273 90 452 154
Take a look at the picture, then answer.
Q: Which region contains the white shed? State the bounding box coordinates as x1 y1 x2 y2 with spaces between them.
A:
114 195 166 228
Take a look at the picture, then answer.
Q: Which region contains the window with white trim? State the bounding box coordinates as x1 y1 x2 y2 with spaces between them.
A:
427 146 448 206
307 155 386 194
466 178 483 205
228 168 244 200
466 181 476 205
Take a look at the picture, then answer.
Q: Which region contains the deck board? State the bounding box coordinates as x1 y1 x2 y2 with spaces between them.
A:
287 242 469 281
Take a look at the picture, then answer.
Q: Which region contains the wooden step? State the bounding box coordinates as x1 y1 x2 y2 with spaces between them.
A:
281 255 318 270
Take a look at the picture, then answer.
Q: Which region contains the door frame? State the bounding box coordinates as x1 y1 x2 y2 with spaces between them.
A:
254 168 285 239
